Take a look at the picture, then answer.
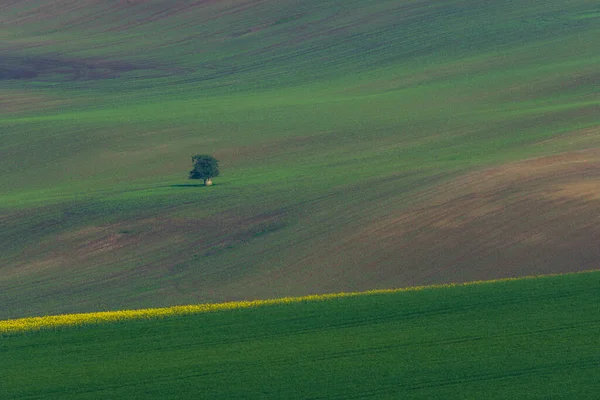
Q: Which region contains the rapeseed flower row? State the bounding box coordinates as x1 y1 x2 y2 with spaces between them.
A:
1 270 597 334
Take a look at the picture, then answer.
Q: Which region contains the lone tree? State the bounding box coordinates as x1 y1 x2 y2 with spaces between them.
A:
189 154 220 186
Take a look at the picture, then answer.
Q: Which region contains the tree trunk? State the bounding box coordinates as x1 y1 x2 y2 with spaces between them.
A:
204 178 213 186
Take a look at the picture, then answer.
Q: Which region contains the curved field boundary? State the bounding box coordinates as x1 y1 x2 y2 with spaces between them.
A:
2 270 598 334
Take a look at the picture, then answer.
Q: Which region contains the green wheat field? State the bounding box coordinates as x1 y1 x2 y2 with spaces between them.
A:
1 0 599 397
2 272 600 398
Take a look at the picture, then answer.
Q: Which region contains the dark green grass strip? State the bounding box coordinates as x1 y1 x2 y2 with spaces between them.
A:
1 271 599 399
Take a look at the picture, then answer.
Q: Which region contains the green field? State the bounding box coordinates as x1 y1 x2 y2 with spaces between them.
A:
1 271 599 399
2 0 600 320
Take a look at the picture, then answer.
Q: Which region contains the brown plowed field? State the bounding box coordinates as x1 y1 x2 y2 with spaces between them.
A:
324 149 600 288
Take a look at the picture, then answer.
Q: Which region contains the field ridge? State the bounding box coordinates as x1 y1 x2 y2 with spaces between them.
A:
2 269 598 334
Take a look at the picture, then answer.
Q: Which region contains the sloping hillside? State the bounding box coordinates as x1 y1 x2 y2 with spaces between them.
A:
2 272 600 399
1 0 599 318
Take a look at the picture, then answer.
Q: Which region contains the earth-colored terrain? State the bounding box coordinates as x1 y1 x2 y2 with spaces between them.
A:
1 0 599 319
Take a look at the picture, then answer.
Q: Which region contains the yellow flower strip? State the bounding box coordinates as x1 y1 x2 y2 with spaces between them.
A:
1 270 598 334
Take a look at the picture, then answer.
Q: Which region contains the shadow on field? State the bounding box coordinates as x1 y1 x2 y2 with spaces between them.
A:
169 184 204 188
167 183 224 188
0 55 151 81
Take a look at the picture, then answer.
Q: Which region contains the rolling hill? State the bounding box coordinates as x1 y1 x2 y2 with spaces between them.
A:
2 271 600 399
1 0 600 319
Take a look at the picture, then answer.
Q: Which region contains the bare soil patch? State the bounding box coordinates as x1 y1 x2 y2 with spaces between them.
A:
343 149 600 286
4 207 287 284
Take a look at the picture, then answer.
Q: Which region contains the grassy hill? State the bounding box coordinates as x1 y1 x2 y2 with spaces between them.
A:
2 271 600 399
1 0 600 318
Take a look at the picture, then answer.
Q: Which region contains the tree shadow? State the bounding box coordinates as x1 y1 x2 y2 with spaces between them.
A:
167 183 224 188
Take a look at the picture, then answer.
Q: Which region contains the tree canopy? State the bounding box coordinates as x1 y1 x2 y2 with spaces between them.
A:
189 154 219 185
